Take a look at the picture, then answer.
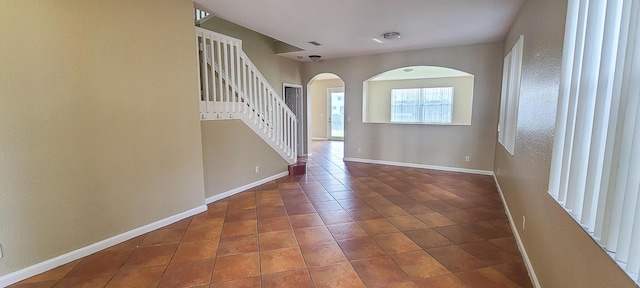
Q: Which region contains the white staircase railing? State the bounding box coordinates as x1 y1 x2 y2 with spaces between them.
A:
195 27 297 164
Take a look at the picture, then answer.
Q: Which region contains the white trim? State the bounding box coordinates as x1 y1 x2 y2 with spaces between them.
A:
312 137 328 141
0 205 207 287
283 83 305 157
494 175 541 288
343 157 493 175
283 82 303 91
205 171 288 204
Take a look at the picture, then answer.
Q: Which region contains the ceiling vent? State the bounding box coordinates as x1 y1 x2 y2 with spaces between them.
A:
308 41 322 46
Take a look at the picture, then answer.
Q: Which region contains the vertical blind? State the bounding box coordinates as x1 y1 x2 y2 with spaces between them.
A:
390 87 454 123
548 0 640 283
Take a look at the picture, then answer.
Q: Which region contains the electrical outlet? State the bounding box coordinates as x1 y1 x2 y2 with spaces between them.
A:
465 155 470 162
522 216 526 230
347 116 351 122
497 168 500 175
255 166 260 173
357 148 361 153
0 244 3 259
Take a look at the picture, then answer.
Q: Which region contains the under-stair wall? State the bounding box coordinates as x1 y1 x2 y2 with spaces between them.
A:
195 27 297 164
201 120 289 200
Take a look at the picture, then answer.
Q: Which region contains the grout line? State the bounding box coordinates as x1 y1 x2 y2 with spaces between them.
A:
13 142 531 287
0 205 207 287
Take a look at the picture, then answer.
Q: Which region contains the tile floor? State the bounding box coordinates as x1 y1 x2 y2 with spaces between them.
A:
10 141 533 288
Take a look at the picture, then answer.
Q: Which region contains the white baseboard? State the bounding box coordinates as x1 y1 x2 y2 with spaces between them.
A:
493 175 541 288
312 137 328 141
0 205 207 287
343 157 494 176
205 171 288 204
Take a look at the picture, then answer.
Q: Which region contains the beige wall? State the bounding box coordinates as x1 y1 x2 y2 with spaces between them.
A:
309 79 345 139
201 121 288 197
364 76 474 124
199 17 302 95
494 0 637 287
0 0 205 276
301 42 502 171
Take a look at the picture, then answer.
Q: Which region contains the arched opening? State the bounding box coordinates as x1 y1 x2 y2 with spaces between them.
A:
306 73 345 157
363 66 474 125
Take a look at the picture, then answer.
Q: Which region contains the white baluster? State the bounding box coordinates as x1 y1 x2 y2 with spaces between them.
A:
196 33 204 117
269 93 274 139
259 82 264 129
230 42 236 114
212 37 217 112
222 39 230 114
216 37 223 110
275 102 280 146
235 43 242 113
242 56 248 115
293 117 297 159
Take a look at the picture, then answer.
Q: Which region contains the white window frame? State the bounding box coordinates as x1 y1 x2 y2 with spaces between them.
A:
498 35 524 155
389 87 454 124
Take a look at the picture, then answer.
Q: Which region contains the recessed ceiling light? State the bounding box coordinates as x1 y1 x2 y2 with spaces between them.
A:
372 38 383 44
383 32 401 40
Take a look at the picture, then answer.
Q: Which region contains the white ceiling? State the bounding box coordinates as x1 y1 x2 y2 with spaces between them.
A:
194 0 524 62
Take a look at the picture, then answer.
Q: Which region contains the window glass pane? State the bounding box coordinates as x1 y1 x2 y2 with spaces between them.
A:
391 87 453 123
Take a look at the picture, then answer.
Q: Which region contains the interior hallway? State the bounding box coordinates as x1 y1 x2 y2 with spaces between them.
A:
10 141 533 287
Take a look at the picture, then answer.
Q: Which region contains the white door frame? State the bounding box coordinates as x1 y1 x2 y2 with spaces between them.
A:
283 83 304 156
327 87 345 141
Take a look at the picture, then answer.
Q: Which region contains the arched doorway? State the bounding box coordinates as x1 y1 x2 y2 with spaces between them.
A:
306 73 345 157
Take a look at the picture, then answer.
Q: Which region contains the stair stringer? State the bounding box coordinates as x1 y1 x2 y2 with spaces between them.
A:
202 102 295 165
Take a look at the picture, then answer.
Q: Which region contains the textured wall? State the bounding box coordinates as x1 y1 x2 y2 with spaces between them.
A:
494 0 637 286
0 0 205 275
301 42 502 171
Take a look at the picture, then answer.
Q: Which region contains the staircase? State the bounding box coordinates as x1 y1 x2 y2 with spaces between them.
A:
195 27 297 164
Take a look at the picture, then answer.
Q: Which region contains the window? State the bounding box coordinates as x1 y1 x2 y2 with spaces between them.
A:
390 87 454 123
549 0 640 284
194 8 210 23
498 35 524 155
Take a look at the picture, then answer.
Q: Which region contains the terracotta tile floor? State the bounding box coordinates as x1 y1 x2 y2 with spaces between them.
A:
10 141 533 288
